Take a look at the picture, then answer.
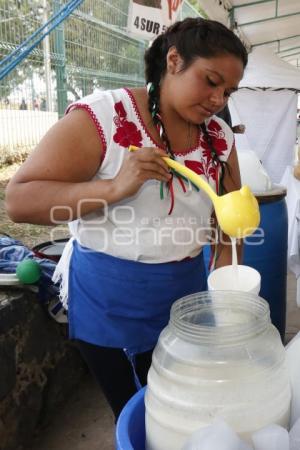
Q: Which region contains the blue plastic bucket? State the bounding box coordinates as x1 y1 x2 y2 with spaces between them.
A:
116 387 146 450
204 192 288 341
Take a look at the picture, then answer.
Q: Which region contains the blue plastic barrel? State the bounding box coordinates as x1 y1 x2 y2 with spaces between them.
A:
243 193 288 341
116 387 146 450
204 191 288 341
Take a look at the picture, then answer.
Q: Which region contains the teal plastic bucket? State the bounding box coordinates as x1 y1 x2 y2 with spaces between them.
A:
116 387 146 450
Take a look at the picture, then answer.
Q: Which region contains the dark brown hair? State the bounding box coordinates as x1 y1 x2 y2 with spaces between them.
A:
144 17 248 193
145 17 247 86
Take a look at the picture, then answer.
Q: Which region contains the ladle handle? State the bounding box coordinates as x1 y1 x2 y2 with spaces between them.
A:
129 145 218 202
163 157 218 202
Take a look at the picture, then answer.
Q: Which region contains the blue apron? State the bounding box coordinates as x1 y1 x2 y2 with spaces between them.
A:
68 240 207 354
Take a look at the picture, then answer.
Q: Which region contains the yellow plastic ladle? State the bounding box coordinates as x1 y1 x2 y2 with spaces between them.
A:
129 146 260 238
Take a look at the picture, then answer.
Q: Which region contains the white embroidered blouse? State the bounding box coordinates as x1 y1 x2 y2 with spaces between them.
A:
64 88 235 263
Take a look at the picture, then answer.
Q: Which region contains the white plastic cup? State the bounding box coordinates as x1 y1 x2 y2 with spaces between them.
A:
207 265 261 294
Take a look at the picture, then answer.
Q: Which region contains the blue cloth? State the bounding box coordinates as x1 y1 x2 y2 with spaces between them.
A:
0 236 58 302
68 240 207 354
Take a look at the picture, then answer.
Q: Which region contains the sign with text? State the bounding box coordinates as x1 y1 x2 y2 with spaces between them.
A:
127 0 183 40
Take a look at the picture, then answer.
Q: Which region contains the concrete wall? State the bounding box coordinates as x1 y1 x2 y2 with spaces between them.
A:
0 288 86 450
0 110 58 161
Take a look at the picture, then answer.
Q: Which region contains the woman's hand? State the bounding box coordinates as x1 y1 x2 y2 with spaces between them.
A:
112 147 171 201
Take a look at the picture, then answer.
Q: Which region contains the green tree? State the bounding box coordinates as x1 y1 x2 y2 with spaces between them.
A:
0 0 199 103
186 0 207 18
0 0 46 99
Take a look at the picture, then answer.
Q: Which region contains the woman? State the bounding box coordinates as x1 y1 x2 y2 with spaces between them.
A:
6 18 247 419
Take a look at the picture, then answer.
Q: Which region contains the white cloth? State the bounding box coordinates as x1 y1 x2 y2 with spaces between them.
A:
230 90 297 183
52 237 74 309
280 166 300 306
281 167 300 278
239 48 300 91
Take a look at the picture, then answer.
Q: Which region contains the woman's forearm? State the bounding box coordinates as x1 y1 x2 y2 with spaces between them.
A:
5 178 119 225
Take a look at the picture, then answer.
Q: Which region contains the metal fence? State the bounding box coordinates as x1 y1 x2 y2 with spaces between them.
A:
0 0 201 162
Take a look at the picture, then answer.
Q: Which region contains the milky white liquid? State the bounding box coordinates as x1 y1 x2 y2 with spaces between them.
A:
230 237 240 289
146 363 291 450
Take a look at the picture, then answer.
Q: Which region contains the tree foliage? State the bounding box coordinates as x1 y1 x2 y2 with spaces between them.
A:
186 0 207 18
0 0 46 98
1 0 146 100
0 0 199 102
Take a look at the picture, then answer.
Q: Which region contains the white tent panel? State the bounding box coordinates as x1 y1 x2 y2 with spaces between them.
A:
197 0 300 64
241 14 300 47
229 47 299 183
230 90 297 183
239 47 300 89
234 2 278 24
277 36 300 53
278 0 300 15
262 42 280 53
285 55 300 62
280 47 300 58
231 0 299 19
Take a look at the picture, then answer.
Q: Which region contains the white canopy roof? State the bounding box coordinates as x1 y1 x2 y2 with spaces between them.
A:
239 47 300 90
197 0 300 68
229 46 299 182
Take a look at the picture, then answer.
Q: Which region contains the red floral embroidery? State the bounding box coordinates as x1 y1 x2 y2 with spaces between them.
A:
185 157 220 188
113 101 142 148
207 164 218 180
184 160 205 176
200 119 227 160
184 119 227 186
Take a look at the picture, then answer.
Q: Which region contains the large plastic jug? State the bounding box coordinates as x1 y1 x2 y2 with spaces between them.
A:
145 291 291 450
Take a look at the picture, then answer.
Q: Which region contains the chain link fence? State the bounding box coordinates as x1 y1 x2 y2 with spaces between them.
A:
0 0 201 163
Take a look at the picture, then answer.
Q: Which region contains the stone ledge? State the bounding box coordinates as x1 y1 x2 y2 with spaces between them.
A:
0 288 87 450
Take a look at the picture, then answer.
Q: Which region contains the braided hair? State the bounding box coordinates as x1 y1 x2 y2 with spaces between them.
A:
144 17 248 192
